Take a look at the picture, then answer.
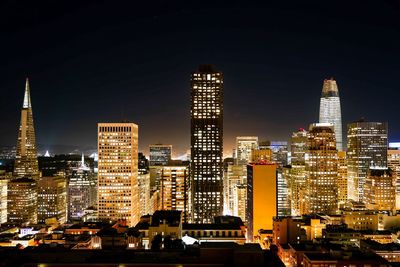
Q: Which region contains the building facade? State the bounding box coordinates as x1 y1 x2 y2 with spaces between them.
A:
364 167 396 212
38 176 67 223
190 65 223 223
319 78 343 151
347 120 388 202
14 78 39 179
97 123 139 226
68 154 97 220
305 123 338 214
160 163 190 222
7 177 37 224
337 151 348 205
246 162 277 242
235 136 258 165
149 144 172 166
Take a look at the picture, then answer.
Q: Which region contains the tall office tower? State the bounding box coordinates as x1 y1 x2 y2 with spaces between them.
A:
288 129 308 216
149 144 172 166
98 123 139 226
337 151 348 205
68 155 97 220
0 180 7 223
37 176 67 224
347 120 388 202
138 172 151 216
319 78 343 151
305 123 338 214
364 167 396 212
190 64 223 223
236 136 258 165
290 128 308 164
160 162 190 222
223 164 246 215
246 162 277 242
14 78 39 179
7 177 37 224
388 143 400 209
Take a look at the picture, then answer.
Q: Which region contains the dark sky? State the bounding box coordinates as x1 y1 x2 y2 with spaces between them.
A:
1 0 400 157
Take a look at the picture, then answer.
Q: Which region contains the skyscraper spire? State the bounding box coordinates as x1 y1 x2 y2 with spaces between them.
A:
23 77 32 109
14 78 39 179
319 78 343 151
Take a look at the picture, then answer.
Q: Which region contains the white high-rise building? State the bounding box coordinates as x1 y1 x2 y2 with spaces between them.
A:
319 78 343 151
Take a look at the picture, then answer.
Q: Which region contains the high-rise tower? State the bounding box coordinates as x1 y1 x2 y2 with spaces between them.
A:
305 123 338 214
191 65 223 223
14 78 39 179
347 120 388 202
97 123 139 226
319 78 343 151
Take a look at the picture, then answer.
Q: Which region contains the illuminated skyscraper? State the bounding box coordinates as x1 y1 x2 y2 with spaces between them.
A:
149 144 172 166
347 120 388 202
290 128 308 164
98 123 139 226
37 176 67 224
7 177 37 224
305 123 338 214
319 78 343 151
190 65 223 223
236 136 258 165
223 164 246 215
364 167 395 212
246 162 277 242
288 129 308 216
160 162 190 222
14 78 39 179
68 154 97 220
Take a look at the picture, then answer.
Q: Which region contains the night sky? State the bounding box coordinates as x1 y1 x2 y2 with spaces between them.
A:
1 1 400 157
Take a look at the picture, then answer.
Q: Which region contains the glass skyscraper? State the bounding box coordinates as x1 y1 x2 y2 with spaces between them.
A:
347 120 388 202
319 78 343 151
190 65 223 223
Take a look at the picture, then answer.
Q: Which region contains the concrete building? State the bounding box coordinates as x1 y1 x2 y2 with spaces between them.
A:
7 177 37 224
97 123 139 226
337 151 348 205
37 176 67 224
160 162 190 222
364 167 396 212
246 162 277 242
235 136 258 165
305 123 338 214
0 180 7 223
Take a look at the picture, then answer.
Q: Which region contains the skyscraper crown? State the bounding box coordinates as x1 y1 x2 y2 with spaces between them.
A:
23 78 32 108
321 78 339 97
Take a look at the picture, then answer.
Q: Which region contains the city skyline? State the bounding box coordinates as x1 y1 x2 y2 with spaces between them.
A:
1 1 400 156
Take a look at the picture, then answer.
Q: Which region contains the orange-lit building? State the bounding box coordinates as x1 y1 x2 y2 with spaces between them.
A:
97 123 139 226
251 148 272 162
246 161 277 242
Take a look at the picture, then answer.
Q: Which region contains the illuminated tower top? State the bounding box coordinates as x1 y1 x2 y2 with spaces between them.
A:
14 78 39 179
319 78 343 151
